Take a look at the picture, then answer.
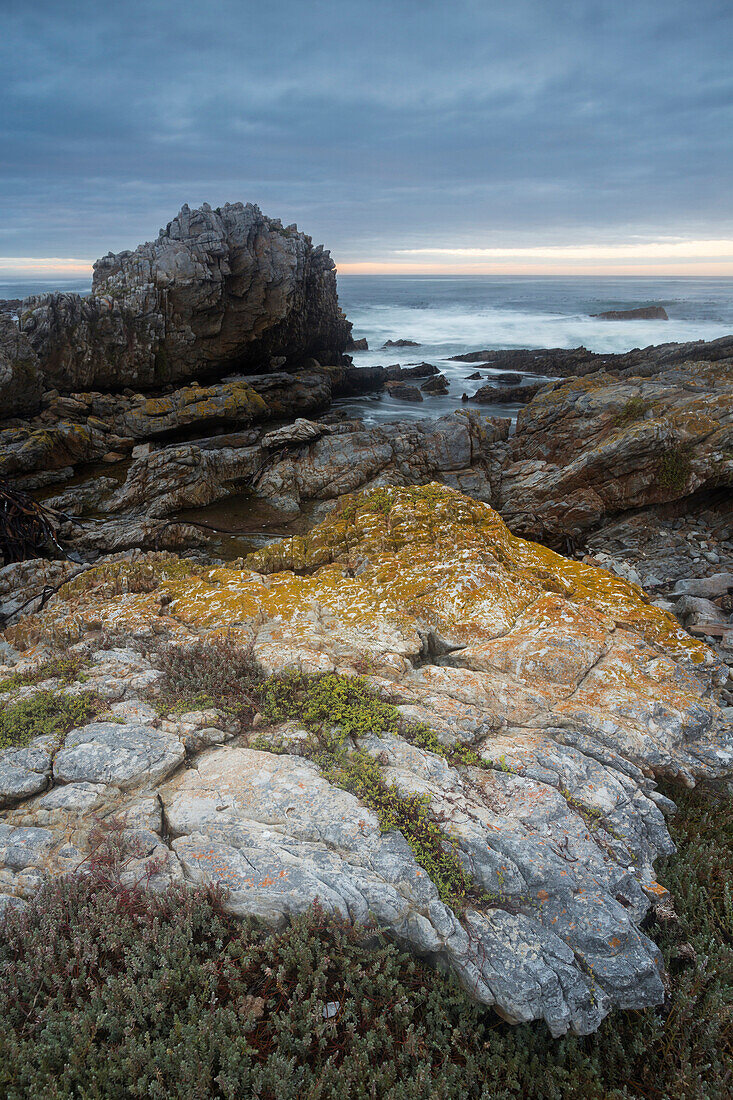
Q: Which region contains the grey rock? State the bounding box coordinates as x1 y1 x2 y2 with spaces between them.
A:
672 573 733 599
0 315 44 419
0 893 28 916
0 737 54 808
0 824 54 870
37 782 107 812
53 722 184 790
21 202 351 392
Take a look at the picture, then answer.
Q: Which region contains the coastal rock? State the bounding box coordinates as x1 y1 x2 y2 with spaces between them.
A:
470 381 546 404
502 361 733 540
450 334 733 379
67 411 509 547
385 381 423 402
0 315 44 418
383 339 420 348
53 722 184 790
20 202 352 391
1 485 730 1035
420 374 449 394
250 411 510 515
592 306 669 321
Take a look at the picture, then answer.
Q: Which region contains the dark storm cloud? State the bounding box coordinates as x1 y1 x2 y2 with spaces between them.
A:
1 0 732 262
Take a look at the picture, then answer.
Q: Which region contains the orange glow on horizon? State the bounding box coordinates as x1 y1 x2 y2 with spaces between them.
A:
3 255 733 279
336 260 733 276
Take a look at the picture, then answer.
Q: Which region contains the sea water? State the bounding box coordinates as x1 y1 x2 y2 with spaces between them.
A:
5 274 732 425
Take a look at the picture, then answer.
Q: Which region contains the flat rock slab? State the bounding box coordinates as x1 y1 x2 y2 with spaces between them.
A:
53 722 184 790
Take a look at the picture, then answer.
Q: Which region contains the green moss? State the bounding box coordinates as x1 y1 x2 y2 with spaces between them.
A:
658 444 693 489
0 690 105 751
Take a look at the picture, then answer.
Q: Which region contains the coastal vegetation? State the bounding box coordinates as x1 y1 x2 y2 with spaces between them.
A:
0 783 729 1099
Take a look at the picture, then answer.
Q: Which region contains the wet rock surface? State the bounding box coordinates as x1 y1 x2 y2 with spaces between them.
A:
0 485 730 1035
450 334 733 378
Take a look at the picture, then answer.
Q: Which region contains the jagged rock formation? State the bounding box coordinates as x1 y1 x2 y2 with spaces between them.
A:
0 485 730 1035
19 202 352 391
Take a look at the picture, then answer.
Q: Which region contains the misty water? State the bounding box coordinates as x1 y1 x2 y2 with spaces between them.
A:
4 274 732 426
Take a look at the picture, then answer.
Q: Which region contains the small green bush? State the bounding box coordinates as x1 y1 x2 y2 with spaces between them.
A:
613 396 649 427
153 635 262 721
0 690 104 751
0 654 89 693
0 785 730 1098
258 671 402 740
658 445 693 489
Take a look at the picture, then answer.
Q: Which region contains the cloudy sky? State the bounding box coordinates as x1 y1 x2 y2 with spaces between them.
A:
2 0 732 275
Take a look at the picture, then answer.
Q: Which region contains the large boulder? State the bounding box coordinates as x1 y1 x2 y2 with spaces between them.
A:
0 486 730 1035
20 202 352 392
0 315 43 418
502 361 733 540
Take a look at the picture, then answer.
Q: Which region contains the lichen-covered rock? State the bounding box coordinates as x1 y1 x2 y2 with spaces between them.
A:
0 485 730 1035
503 361 733 539
20 202 352 392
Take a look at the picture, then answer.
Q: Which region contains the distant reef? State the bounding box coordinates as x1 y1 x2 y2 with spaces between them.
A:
591 305 669 321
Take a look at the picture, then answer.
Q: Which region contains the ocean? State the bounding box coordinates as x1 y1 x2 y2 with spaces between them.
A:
4 274 732 424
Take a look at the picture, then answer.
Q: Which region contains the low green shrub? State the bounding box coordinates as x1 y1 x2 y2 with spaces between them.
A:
658 445 693 489
258 671 402 740
0 690 104 751
153 635 262 720
613 396 649 427
0 785 730 1098
0 654 89 693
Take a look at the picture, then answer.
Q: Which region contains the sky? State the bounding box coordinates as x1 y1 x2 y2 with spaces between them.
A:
1 0 732 277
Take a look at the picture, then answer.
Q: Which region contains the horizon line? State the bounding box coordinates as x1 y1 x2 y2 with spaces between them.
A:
3 257 733 279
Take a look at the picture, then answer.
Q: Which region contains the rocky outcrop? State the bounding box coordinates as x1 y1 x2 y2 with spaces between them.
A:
89 411 509 534
0 314 43 418
20 202 352 392
450 334 733 378
503 361 733 540
592 306 668 321
468 381 547 404
0 486 729 1035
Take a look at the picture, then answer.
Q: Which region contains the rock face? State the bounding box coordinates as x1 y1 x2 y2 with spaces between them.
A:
503 361 733 540
0 314 43 418
0 486 730 1036
91 410 509 533
592 306 668 321
20 202 352 392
